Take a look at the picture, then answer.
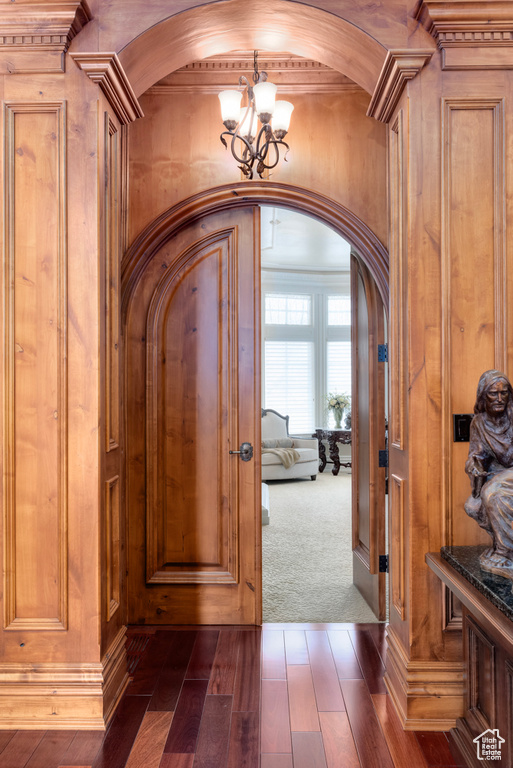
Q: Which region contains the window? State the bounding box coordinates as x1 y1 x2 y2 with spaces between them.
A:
265 293 311 325
328 296 351 326
264 341 314 433
262 287 351 432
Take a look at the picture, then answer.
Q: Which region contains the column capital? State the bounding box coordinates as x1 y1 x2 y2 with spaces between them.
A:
71 52 144 124
0 0 90 74
367 50 433 123
416 1 513 68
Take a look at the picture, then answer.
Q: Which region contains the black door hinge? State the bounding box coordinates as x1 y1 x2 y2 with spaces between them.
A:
379 449 388 468
378 343 388 362
379 555 389 573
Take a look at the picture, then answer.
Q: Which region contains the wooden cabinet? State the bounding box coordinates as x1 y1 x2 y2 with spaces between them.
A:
427 550 513 767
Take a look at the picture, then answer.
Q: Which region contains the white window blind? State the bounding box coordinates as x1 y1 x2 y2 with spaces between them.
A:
327 341 352 427
264 340 314 433
328 295 351 325
265 293 311 325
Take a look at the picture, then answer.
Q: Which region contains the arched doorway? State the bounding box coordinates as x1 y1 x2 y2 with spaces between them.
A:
122 184 388 624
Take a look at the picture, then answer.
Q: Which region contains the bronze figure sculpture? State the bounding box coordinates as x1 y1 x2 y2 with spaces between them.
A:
465 370 513 579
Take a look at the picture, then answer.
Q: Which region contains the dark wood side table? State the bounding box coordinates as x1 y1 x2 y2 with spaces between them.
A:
426 548 513 768
313 429 351 475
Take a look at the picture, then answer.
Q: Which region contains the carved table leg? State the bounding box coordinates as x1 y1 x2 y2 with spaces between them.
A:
318 436 327 473
328 434 341 476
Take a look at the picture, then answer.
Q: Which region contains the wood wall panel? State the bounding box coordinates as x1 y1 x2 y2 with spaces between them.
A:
442 98 506 546
105 475 121 621
387 101 409 647
127 88 387 248
99 94 127 663
105 114 121 453
3 103 68 630
390 474 405 621
466 615 495 732
389 110 407 452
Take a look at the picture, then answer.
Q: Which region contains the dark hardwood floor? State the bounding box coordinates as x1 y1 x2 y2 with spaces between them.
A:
0 623 466 768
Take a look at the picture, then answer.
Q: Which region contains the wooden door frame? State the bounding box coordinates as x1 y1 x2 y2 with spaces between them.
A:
121 182 389 313
121 181 389 623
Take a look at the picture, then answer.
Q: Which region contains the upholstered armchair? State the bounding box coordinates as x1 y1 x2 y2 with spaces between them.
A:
261 408 319 481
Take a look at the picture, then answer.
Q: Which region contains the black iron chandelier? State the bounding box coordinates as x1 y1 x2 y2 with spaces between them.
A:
218 51 294 179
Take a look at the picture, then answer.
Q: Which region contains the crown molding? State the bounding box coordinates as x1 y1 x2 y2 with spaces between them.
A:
153 51 358 93
71 53 144 125
177 53 335 73
367 50 433 123
147 83 363 96
0 1 90 50
416 1 513 68
0 0 90 74
417 1 513 44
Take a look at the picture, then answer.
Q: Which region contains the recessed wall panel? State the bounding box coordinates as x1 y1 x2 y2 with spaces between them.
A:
3 103 67 629
389 110 407 451
442 98 505 545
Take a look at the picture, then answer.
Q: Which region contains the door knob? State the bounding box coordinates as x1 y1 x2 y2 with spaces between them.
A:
229 442 254 461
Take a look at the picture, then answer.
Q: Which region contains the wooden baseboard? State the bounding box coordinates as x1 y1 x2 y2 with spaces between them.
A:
385 626 465 731
0 626 129 729
102 625 130 726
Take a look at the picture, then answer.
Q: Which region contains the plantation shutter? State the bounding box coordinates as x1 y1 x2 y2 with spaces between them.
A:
264 340 315 433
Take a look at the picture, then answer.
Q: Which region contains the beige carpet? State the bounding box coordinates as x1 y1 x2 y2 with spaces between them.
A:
262 470 380 623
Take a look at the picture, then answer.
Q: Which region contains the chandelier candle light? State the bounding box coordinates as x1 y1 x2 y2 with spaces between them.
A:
218 51 294 179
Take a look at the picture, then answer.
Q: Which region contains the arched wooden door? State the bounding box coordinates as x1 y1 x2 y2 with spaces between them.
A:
351 254 387 620
125 206 261 625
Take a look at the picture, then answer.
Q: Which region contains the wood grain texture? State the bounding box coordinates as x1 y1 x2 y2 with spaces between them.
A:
341 679 394 768
261 680 292 754
233 630 261 713
24 731 76 768
57 731 105 767
414 732 461 767
125 208 260 625
159 755 194 768
0 731 16 753
287 665 320 732
193 695 232 768
372 694 428 768
305 631 345 711
260 756 293 768
262 630 286 680
148 631 197 711
124 711 173 768
291 732 328 768
7 0 509 737
4 102 68 631
0 731 45 766
226 711 259 768
284 630 309 665
319 711 360 768
349 629 387 695
163 679 208 754
327 630 363 680
351 256 387 620
0 625 462 766
92 696 150 768
127 632 177 696
207 629 240 694
186 630 220 680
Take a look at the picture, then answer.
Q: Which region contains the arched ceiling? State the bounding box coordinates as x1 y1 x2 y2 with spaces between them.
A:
117 0 388 97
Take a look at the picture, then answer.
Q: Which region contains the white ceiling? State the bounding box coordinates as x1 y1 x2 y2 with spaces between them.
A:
260 206 351 271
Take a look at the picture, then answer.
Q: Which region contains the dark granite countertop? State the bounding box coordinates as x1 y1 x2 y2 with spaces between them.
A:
441 545 513 622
